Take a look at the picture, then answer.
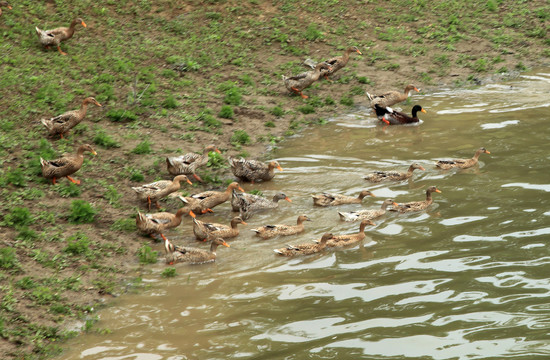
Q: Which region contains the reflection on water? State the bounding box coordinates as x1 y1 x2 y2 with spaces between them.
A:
59 69 550 359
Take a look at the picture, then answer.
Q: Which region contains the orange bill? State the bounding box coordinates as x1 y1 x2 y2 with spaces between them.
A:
276 165 283 171
285 197 292 203
81 20 87 27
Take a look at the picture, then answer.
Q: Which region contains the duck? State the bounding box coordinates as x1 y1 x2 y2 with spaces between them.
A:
282 63 331 99
41 97 102 139
229 158 283 183
338 199 397 222
132 175 193 210
436 148 491 169
319 46 362 79
166 144 221 182
192 216 247 242
273 233 335 257
35 18 86 55
325 219 376 248
177 195 214 215
392 186 441 213
232 191 292 220
136 207 196 241
364 163 425 182
164 237 230 265
191 182 244 212
374 104 426 125
0 1 12 16
367 84 420 109
40 144 96 185
251 215 311 239
312 190 375 207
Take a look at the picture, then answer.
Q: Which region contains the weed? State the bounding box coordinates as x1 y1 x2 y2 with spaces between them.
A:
31 286 60 305
249 189 263 196
224 87 243 106
357 76 374 85
104 185 122 206
16 276 37 290
3 207 33 227
340 96 354 106
349 86 365 96
131 140 152 154
297 104 315 114
55 182 82 198
207 151 227 169
130 170 145 182
68 200 97 224
231 130 251 146
218 105 234 119
138 245 158 264
63 232 91 256
304 23 323 41
161 267 177 278
110 218 137 232
0 247 19 270
325 97 335 106
3 168 26 187
162 94 179 109
106 109 138 122
50 304 72 315
264 121 275 128
16 226 38 243
270 106 285 117
93 129 120 148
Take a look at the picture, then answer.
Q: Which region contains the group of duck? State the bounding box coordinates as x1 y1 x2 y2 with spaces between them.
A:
28 15 492 265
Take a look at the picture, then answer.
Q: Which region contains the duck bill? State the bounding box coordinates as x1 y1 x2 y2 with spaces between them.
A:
8 5 12 9
419 166 426 171
215 149 221 154
393 202 399 207
96 101 103 107
285 197 292 203
435 189 442 193
370 193 376 197
81 20 87 27
356 50 362 55
186 178 193 185
188 211 196 218
421 108 427 113
276 165 283 171
485 150 491 154
91 150 97 155
238 186 244 192
223 242 230 248
241 221 248 225
414 87 420 92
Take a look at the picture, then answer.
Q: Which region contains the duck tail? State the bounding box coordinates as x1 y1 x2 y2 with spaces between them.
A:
366 92 374 101
273 249 283 255
250 229 260 234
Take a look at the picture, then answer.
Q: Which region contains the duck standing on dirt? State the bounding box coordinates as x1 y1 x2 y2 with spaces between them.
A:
283 63 331 99
35 18 86 55
40 144 96 185
229 158 283 183
367 84 419 109
132 175 193 210
166 144 221 182
41 97 102 139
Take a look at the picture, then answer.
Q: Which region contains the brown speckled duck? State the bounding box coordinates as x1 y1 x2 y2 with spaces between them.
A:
166 144 221 182
375 104 426 125
338 199 397 222
164 237 229 265
436 148 490 169
192 216 247 242
132 175 193 210
136 207 196 241
41 97 102 139
325 219 376 248
274 233 335 257
392 186 441 213
251 215 311 239
364 163 425 182
367 84 419 109
229 158 283 183
40 144 96 185
191 182 244 212
0 2 12 16
312 190 375 207
283 63 331 99
177 195 214 215
232 191 292 220
35 18 86 55
320 46 362 79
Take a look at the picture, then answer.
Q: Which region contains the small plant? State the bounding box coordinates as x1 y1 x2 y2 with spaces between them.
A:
31 286 60 305
357 76 373 85
162 94 178 109
93 130 120 148
68 200 97 224
161 267 177 278
202 113 222 128
297 104 315 114
16 276 37 290
131 140 152 154
340 97 354 106
325 97 335 105
111 218 137 232
249 189 263 196
0 247 19 270
218 105 234 119
207 151 227 169
224 87 242 106
3 207 33 227
264 121 275 128
349 86 365 96
138 245 158 264
50 304 71 315
104 185 122 206
130 171 145 182
304 23 323 41
16 226 38 242
64 232 91 256
106 109 138 122
4 168 26 187
231 130 251 146
270 106 284 117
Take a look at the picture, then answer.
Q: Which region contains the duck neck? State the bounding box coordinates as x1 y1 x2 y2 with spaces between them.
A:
77 99 90 117
472 150 483 160
230 219 241 229
209 242 219 253
359 222 367 233
411 107 420 118
426 190 433 201
381 202 390 210
76 146 88 157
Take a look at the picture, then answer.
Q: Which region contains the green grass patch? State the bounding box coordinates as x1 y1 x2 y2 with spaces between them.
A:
231 130 251 146
218 105 234 119
138 245 158 264
68 200 97 224
161 267 177 278
131 140 153 155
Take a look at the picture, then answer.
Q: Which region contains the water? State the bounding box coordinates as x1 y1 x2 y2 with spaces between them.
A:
59 69 550 360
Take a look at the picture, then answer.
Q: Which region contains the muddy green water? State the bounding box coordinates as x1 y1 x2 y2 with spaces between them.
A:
59 69 550 359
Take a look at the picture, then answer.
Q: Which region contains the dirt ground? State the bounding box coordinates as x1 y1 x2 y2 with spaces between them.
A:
1 1 549 358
